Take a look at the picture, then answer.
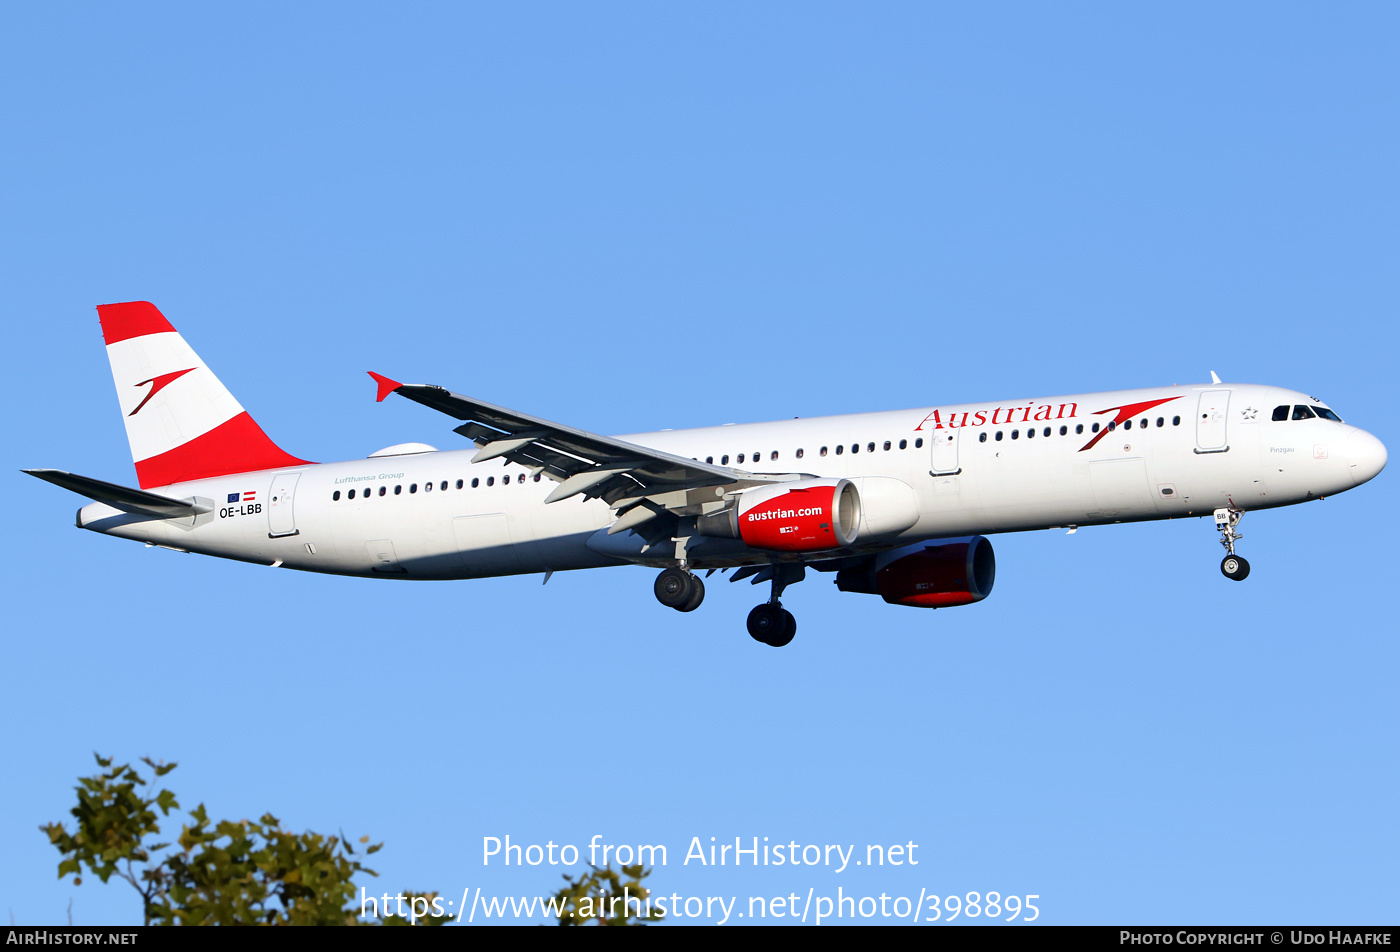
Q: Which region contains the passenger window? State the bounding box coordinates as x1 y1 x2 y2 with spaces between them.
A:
424 481 432 492
1026 427 1035 439
1011 429 1019 439
471 478 479 488
1313 406 1342 422
914 438 923 448
1172 416 1180 426
796 448 804 459
979 432 987 443
1156 417 1164 428
737 453 745 464
1091 423 1100 433
533 473 541 482
835 445 844 455
706 456 713 464
333 490 341 501
378 485 386 496
899 439 907 449
1076 424 1084 434
771 451 779 461
1059 425 1067 436
1292 405 1315 420
883 441 891 451
441 481 448 491
722 455 729 465
1139 418 1147 429
409 484 417 493
486 477 494 487
852 444 859 454
867 442 875 453
820 446 828 457
456 479 463 489
1123 420 1132 430
394 485 402 495
348 489 356 499
995 431 1003 441
1043 427 1051 437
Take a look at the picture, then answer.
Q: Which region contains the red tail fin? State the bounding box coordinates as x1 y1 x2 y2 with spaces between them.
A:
97 301 311 488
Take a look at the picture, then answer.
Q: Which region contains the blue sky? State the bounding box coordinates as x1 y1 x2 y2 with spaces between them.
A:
4 3 1396 926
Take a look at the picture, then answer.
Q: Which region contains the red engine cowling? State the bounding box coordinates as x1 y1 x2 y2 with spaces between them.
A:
836 536 996 608
696 478 859 553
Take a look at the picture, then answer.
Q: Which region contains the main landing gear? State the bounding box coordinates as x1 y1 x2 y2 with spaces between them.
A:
653 561 804 647
1215 507 1250 581
743 562 805 648
654 567 704 612
747 603 796 648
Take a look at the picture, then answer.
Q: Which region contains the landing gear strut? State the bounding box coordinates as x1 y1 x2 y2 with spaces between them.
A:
655 567 704 612
1214 507 1250 581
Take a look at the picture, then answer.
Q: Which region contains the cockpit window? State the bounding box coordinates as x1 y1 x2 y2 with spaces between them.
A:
1312 406 1342 422
1292 405 1316 421
1272 405 1289 422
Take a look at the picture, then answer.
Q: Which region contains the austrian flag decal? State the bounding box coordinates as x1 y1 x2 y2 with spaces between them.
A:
226 491 256 503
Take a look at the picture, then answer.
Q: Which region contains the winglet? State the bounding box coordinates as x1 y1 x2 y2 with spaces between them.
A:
368 371 403 402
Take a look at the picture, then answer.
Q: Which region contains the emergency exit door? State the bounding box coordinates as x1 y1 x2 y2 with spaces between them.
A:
930 428 960 475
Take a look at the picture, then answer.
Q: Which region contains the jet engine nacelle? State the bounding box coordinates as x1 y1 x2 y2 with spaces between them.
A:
696 476 921 554
697 478 859 552
836 535 996 608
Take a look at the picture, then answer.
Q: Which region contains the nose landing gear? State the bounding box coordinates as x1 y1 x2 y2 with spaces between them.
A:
1215 507 1250 581
654 567 705 612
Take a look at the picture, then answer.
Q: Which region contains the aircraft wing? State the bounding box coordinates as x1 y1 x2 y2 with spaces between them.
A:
369 373 791 534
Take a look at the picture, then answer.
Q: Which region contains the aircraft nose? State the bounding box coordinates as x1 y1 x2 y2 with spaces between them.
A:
1347 429 1387 486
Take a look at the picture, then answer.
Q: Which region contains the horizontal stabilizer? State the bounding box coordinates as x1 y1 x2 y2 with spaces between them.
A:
23 468 212 518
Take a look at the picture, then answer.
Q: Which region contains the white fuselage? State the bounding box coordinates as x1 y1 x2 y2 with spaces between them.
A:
76 382 1385 579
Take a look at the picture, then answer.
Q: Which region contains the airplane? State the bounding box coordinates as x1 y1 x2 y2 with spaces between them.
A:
26 301 1388 647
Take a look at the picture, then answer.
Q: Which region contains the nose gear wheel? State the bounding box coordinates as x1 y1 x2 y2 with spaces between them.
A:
1221 554 1250 581
1214 508 1250 581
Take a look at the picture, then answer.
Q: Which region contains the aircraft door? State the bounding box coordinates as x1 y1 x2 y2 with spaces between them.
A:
453 513 523 576
1195 390 1231 453
930 428 961 476
267 472 301 537
366 539 404 573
